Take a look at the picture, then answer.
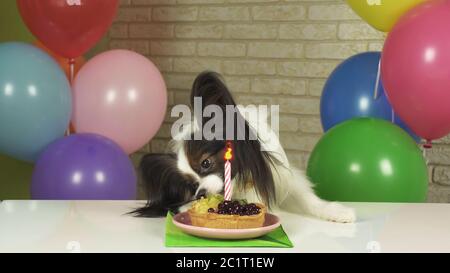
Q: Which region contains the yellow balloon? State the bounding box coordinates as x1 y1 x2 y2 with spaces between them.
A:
346 0 427 32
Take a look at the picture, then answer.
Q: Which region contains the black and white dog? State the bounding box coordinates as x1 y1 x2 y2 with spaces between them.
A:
134 72 355 223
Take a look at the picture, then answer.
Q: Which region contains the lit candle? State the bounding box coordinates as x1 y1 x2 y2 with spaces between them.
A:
224 142 233 201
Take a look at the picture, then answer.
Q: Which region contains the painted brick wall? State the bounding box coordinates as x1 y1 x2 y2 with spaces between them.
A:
109 0 450 202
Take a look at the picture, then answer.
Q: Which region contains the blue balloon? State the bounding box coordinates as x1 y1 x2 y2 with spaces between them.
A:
320 52 420 142
0 42 71 162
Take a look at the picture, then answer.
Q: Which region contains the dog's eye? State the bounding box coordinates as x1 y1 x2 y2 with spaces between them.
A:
200 159 212 170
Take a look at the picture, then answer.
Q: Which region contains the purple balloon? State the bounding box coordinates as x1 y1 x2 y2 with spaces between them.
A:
31 134 137 200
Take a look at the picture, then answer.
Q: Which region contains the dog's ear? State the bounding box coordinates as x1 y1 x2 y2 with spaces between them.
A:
190 71 236 110
232 140 277 208
191 71 245 140
131 153 198 217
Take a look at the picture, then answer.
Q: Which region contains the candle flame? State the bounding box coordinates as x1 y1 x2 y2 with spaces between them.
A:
224 142 233 161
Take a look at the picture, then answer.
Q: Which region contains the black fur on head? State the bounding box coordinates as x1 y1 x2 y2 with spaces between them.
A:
134 71 277 217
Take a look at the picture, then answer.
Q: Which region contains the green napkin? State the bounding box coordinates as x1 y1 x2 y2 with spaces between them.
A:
165 213 293 248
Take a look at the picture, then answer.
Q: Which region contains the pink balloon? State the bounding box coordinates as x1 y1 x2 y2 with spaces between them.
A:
72 50 167 154
381 0 450 141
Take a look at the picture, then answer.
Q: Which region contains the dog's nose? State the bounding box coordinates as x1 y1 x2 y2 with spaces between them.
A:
195 189 207 199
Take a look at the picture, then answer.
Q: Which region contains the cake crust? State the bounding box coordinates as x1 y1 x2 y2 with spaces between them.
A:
188 203 266 229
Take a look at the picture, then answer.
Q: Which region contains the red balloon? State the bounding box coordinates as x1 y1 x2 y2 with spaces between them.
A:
17 0 118 59
381 0 450 142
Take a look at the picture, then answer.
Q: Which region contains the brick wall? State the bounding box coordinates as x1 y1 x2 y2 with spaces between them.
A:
110 0 450 202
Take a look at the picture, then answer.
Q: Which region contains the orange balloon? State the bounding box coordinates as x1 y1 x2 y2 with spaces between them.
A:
33 41 85 80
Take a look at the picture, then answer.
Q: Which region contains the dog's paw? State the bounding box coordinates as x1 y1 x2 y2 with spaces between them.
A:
312 202 356 223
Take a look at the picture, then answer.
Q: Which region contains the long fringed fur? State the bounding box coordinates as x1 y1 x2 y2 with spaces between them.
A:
131 153 198 217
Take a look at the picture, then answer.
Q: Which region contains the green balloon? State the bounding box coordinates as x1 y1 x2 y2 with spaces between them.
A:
0 154 33 199
307 118 428 202
0 0 35 43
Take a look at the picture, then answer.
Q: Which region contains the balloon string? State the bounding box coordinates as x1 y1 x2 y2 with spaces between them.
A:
422 144 430 167
66 58 76 137
69 58 75 85
373 58 381 100
423 140 433 149
422 146 426 164
391 109 395 123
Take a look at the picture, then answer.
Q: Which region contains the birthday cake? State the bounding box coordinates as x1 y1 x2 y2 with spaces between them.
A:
188 195 266 229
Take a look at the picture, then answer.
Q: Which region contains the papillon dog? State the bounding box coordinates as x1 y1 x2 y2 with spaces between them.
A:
134 71 355 223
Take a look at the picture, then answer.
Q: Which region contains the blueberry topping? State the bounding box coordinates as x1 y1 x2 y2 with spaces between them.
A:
208 201 261 216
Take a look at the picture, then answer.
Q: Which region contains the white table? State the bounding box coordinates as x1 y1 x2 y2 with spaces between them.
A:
0 200 449 253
